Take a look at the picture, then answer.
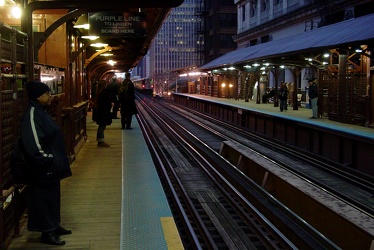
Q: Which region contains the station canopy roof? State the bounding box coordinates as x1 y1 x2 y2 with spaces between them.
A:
24 0 183 79
200 13 374 70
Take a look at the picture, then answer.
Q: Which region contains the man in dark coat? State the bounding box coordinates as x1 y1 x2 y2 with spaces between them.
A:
279 82 288 112
95 80 113 146
119 72 138 129
308 78 319 118
108 77 120 119
21 81 72 245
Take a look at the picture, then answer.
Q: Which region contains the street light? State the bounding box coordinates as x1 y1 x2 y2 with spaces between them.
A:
221 83 226 98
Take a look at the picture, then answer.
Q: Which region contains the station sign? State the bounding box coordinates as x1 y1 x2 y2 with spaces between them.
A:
89 12 146 37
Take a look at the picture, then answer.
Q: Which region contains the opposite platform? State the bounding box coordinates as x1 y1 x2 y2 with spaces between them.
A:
176 93 374 140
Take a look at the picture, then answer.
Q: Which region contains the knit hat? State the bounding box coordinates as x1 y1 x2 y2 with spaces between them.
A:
26 81 50 100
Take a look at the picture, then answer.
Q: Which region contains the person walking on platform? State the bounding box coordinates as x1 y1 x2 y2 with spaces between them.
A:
108 76 120 119
308 78 319 119
119 72 138 129
21 81 72 246
279 82 288 112
94 80 113 147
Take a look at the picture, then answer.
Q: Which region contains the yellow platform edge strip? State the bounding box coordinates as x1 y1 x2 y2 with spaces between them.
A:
160 217 185 250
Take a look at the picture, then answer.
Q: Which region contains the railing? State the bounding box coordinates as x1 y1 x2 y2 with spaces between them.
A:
62 102 88 161
0 22 28 250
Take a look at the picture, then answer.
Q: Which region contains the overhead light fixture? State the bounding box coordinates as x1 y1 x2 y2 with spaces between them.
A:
74 14 89 29
107 60 116 66
90 43 108 48
81 35 99 40
11 6 21 18
323 52 330 58
100 53 113 57
79 28 99 40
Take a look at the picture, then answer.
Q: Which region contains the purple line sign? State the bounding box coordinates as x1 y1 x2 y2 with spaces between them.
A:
89 12 146 37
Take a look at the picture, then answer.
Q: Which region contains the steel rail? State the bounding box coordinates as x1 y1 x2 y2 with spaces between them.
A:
136 99 212 249
166 98 374 217
136 94 340 249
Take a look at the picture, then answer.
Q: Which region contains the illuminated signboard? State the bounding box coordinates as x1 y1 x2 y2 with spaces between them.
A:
89 12 146 37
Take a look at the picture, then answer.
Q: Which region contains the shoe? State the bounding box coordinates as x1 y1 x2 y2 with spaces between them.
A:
98 142 110 147
41 232 66 245
55 225 72 236
310 116 317 119
126 127 133 130
121 127 126 130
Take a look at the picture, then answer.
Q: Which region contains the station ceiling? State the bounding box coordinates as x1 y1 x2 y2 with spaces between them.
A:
23 0 184 79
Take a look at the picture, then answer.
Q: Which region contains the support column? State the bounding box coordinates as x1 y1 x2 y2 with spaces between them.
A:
338 53 348 123
270 65 280 107
254 68 262 104
287 66 302 110
244 73 250 102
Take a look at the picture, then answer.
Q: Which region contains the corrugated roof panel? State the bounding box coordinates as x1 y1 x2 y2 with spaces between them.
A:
200 13 374 70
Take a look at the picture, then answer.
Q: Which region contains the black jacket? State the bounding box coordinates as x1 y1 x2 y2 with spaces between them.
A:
308 83 318 99
279 87 288 100
21 100 71 183
95 87 113 126
119 79 138 116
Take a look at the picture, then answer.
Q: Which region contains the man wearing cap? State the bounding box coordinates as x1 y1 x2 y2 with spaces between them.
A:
308 78 319 119
20 81 72 245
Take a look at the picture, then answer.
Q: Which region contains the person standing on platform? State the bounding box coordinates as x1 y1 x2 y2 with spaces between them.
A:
108 77 120 119
308 78 319 119
279 82 288 112
119 72 138 129
94 80 113 147
22 81 72 246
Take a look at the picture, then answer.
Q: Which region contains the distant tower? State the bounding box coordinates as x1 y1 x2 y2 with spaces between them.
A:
202 0 237 64
134 0 237 93
149 0 200 83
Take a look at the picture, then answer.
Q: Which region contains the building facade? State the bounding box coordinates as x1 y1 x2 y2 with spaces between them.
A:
203 0 237 63
234 0 372 48
133 0 238 95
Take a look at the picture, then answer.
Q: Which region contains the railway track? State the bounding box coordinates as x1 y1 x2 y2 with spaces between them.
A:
166 98 374 215
135 94 353 249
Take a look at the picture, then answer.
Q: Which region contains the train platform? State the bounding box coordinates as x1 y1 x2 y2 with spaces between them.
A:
175 93 374 140
7 112 183 250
